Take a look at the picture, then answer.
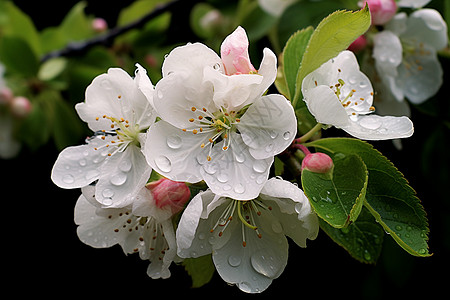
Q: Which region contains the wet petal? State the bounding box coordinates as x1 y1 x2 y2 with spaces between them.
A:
95 144 152 208
238 94 296 160
144 120 208 183
201 133 273 200
342 114 414 140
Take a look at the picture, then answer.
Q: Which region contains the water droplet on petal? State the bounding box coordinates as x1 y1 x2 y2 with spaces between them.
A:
79 159 87 166
359 117 382 130
119 159 132 172
228 255 242 267
155 155 172 173
102 188 115 198
101 198 113 206
234 183 245 194
62 174 75 184
217 173 229 183
265 143 274 152
110 173 127 186
167 135 182 149
253 160 268 173
282 131 291 140
251 249 282 279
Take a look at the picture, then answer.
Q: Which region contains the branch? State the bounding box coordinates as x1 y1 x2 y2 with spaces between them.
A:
40 0 184 62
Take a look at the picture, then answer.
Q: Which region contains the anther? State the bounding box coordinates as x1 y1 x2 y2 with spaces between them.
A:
191 107 197 111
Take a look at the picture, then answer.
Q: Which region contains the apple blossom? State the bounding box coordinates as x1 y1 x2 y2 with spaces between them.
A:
302 50 414 140
372 9 447 104
75 184 181 279
51 64 156 208
176 177 319 293
143 27 297 200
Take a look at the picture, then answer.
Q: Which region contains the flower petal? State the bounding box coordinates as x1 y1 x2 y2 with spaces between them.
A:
302 85 349 127
403 8 448 51
176 190 219 257
95 144 152 208
51 136 109 189
76 68 137 132
153 72 217 129
238 94 297 160
396 44 443 104
342 114 414 140
201 133 273 200
212 204 288 293
144 120 208 182
373 31 403 77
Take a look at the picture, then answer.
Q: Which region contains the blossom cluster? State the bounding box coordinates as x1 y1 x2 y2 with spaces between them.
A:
51 22 420 293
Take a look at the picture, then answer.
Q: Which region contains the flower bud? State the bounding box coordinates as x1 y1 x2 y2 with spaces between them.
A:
146 178 190 215
10 96 32 118
301 152 334 174
220 26 257 75
0 87 14 105
360 0 397 25
92 18 108 33
348 35 368 53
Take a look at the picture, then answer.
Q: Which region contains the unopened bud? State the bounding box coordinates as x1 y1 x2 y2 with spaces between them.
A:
301 152 334 174
92 18 108 33
10 96 32 118
360 0 397 25
0 87 14 105
221 26 257 75
146 178 190 215
348 35 368 53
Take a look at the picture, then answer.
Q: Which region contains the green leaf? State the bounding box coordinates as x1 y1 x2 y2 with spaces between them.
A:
0 36 39 77
59 1 94 42
301 153 368 228
2 1 41 55
319 206 384 264
182 254 215 288
292 5 371 108
306 138 431 257
38 57 68 81
282 27 314 100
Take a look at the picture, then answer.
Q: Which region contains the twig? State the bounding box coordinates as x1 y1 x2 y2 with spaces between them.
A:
40 0 185 62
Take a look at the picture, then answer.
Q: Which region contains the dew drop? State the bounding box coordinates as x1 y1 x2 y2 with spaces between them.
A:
79 159 87 166
234 183 245 194
269 130 278 139
102 188 115 198
102 198 113 206
359 117 382 130
256 174 266 185
282 131 291 140
228 255 242 267
251 249 282 279
235 152 246 163
110 173 127 186
167 135 182 149
363 250 372 261
62 174 75 184
217 173 229 183
253 160 268 173
119 159 132 172
265 143 274 152
155 155 172 173
238 282 253 293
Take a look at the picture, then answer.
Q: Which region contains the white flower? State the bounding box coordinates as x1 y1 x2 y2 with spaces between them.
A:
143 27 297 200
372 9 447 104
258 0 298 17
176 177 319 293
51 64 156 208
396 0 431 8
75 184 178 279
302 50 414 140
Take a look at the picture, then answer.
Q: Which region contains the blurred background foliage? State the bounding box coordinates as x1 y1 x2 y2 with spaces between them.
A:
1 0 449 298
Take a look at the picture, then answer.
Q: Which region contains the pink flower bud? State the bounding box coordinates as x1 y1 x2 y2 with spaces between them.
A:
146 178 190 215
0 87 14 105
10 96 32 118
361 0 397 25
220 26 257 75
92 18 108 33
348 35 368 53
301 153 334 174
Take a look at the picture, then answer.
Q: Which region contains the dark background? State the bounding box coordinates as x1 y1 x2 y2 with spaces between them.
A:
4 0 449 298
